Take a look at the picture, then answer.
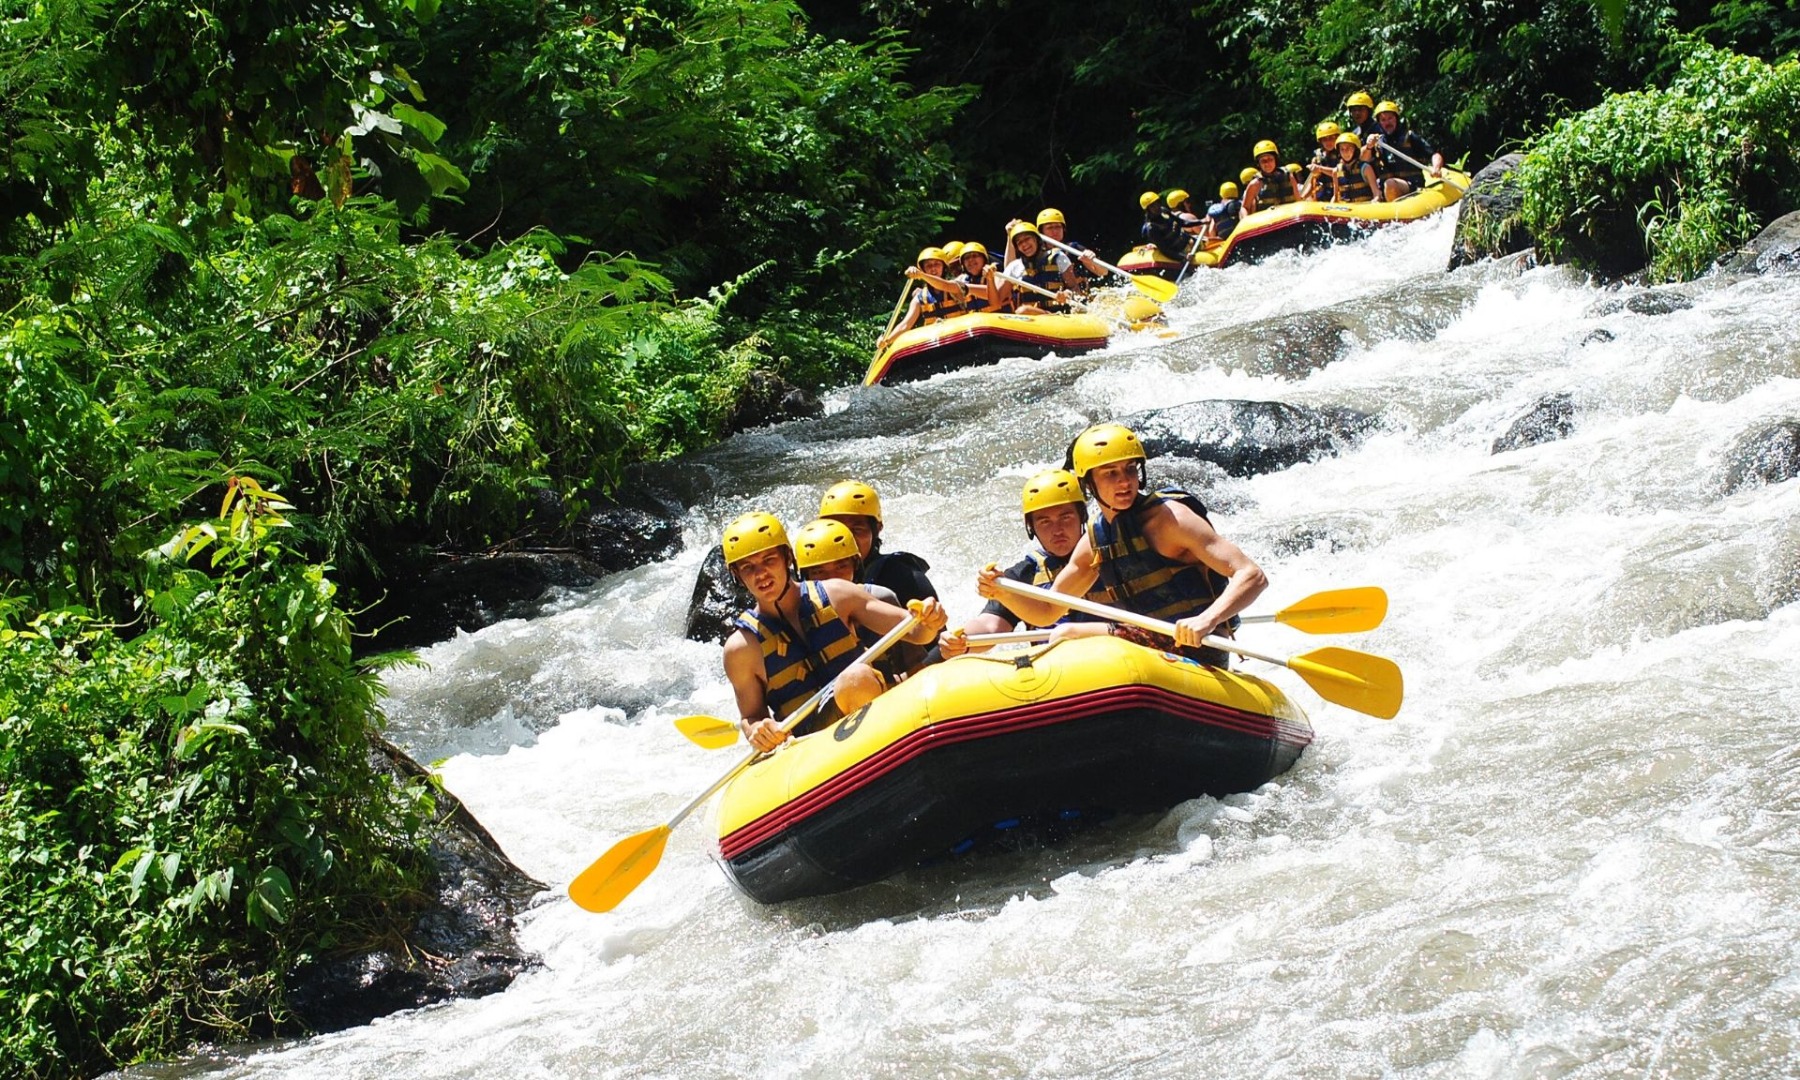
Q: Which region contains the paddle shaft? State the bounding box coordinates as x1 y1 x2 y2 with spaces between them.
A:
989 576 1263 663
1371 138 1467 192
964 629 1053 645
660 611 922 832
1038 234 1138 282
993 269 1072 303
879 277 914 340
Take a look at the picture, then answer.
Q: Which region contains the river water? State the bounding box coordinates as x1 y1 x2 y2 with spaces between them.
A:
163 215 1800 1077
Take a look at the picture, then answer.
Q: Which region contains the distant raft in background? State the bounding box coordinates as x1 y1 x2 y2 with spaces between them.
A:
862 289 1163 386
712 634 1313 904
1118 168 1471 278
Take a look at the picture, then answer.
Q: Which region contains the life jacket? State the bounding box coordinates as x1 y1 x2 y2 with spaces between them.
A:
1373 128 1430 188
1010 248 1066 311
1332 160 1374 203
1086 488 1234 625
731 580 859 721
1142 209 1188 260
956 273 994 313
1016 545 1111 628
1253 168 1297 208
917 286 965 324
1206 199 1240 238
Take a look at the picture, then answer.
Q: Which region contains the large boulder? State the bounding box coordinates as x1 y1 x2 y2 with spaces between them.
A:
1722 421 1800 494
362 484 685 652
726 368 822 432
286 735 542 1032
1449 154 1535 270
685 546 748 644
1715 210 1800 276
1492 393 1577 454
1121 399 1381 477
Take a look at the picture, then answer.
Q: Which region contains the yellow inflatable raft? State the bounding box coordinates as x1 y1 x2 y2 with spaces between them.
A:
714 635 1313 904
1116 169 1470 276
862 310 1111 385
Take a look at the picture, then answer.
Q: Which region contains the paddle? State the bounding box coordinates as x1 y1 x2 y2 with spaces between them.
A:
1235 586 1387 634
1371 138 1468 193
1037 234 1178 303
569 608 924 913
952 586 1386 651
873 277 915 358
989 577 1403 719
1173 225 1206 286
991 269 1086 311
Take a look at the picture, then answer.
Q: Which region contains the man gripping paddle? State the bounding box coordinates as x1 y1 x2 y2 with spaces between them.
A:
721 511 945 752
977 423 1266 665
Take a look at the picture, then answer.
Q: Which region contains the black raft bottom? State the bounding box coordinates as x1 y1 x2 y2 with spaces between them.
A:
723 704 1307 904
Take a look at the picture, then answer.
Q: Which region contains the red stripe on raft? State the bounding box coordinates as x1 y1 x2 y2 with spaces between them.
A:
867 326 1107 384
718 683 1313 860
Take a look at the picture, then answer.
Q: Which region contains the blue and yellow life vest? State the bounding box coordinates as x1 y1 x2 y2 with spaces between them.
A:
1332 160 1374 203
1010 249 1066 311
1253 169 1298 208
732 581 859 720
1086 488 1233 624
917 286 965 324
957 273 994 313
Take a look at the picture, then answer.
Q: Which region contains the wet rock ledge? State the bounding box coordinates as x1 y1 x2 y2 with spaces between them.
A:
285 735 546 1033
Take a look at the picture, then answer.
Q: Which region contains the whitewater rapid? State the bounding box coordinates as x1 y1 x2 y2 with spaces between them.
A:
153 215 1800 1078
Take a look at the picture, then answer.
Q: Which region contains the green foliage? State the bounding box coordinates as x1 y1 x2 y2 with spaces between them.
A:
0 481 434 1077
414 0 969 357
1 158 794 607
1516 40 1800 280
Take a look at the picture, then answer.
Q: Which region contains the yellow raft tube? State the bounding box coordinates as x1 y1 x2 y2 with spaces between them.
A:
1116 168 1470 276
714 634 1313 904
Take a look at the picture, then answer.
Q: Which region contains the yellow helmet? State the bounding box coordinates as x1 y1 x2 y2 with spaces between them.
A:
1284 163 1302 174
1035 208 1066 227
1166 188 1190 207
1021 469 1085 519
1375 100 1401 119
1240 167 1259 185
1315 120 1342 139
940 240 965 261
1071 423 1147 478
960 241 989 261
916 246 948 266
1336 131 1362 149
1253 139 1280 158
1346 91 1375 110
1139 190 1162 210
1219 181 1239 199
1008 220 1041 241
792 518 860 572
819 479 882 524
721 511 789 567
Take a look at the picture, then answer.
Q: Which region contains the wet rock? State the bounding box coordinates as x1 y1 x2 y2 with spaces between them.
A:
1722 421 1800 494
1492 393 1576 454
363 552 601 651
572 504 684 575
726 369 822 433
1122 399 1380 478
1257 312 1355 378
362 484 685 652
286 735 543 1033
1590 289 1695 317
1581 328 1615 346
1449 154 1536 270
685 546 748 644
1715 210 1800 276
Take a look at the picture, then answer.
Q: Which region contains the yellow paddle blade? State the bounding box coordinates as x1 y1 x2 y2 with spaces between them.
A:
674 714 739 749
1287 646 1404 720
1130 273 1179 303
569 826 671 913
1275 587 1388 634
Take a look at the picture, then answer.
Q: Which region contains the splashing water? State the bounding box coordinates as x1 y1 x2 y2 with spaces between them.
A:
144 215 1800 1078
